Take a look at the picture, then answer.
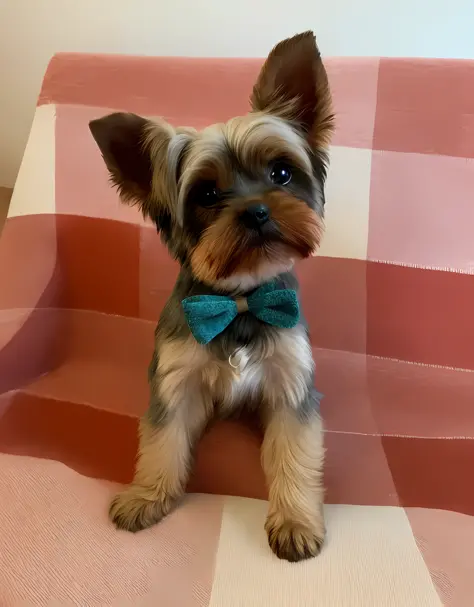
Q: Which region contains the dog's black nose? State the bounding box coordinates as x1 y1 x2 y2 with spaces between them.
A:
241 204 270 229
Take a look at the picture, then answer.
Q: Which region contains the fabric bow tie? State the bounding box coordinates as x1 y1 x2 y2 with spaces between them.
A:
182 282 300 345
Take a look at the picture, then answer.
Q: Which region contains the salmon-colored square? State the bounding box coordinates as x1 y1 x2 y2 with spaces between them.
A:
45 54 379 150
42 54 262 127
25 308 154 418
367 356 474 439
325 431 398 507
0 392 138 484
315 348 379 435
368 151 474 272
139 227 179 321
56 214 140 317
298 256 367 354
55 104 150 225
326 57 380 149
317 348 474 439
373 58 474 158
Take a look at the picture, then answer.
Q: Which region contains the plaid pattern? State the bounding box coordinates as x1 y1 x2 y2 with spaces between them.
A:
0 52 473 605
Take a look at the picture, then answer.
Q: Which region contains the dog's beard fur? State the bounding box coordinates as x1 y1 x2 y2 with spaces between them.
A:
190 190 324 291
90 31 334 563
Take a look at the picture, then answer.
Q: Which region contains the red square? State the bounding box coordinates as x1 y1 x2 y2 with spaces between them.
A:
0 392 137 484
366 261 474 370
139 227 179 321
383 436 474 515
298 257 367 354
56 214 140 317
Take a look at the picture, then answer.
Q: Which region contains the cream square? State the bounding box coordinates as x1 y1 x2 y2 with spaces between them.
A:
319 145 372 260
8 104 56 218
209 498 441 607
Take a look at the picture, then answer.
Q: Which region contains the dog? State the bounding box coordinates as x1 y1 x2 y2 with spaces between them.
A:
89 30 334 563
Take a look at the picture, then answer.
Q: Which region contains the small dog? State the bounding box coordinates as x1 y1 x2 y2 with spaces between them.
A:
89 31 333 563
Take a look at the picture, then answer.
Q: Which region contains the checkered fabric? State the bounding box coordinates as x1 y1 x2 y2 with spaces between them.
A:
0 53 473 606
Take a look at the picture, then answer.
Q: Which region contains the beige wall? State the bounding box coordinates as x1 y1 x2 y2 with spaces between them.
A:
0 0 473 188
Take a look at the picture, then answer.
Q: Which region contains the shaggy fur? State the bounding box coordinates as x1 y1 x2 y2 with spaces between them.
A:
90 30 334 563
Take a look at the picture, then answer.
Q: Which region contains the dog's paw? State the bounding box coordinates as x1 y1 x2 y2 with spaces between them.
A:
265 517 325 562
109 486 172 532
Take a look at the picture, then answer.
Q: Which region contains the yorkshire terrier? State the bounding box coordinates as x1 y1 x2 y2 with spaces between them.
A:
89 31 334 562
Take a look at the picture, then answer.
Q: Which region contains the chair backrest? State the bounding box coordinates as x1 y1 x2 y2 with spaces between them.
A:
4 52 474 374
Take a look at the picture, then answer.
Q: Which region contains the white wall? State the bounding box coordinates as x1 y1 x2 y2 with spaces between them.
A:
0 0 473 188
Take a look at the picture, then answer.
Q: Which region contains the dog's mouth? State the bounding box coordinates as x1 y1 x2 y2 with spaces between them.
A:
190 191 323 286
241 219 281 247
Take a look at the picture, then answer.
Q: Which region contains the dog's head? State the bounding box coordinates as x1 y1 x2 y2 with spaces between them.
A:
90 31 333 293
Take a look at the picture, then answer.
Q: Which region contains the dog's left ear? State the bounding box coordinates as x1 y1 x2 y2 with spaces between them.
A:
251 31 334 147
89 112 155 205
89 112 185 231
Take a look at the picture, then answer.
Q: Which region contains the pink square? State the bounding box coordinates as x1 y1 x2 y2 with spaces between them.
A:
325 57 380 149
373 58 474 158
406 508 474 606
368 151 474 272
55 104 150 225
325 431 398 507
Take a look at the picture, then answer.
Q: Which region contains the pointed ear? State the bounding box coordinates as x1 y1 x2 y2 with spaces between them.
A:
89 112 156 205
251 31 334 147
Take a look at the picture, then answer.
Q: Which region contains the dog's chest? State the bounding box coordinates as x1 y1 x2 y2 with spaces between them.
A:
202 325 313 415
202 345 265 415
227 347 264 404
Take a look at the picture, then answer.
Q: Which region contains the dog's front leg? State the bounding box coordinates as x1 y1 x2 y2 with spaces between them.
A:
261 388 325 562
109 338 211 532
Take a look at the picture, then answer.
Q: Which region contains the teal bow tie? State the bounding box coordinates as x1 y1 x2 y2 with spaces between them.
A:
182 282 300 345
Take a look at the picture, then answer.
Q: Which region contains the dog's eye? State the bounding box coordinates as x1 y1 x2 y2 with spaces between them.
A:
193 181 222 208
270 162 292 186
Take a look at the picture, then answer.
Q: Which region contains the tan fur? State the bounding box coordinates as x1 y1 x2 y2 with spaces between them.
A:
262 325 314 410
261 326 325 561
109 415 202 531
261 408 325 562
224 114 313 174
209 259 296 293
156 336 214 415
110 337 213 532
110 325 322 547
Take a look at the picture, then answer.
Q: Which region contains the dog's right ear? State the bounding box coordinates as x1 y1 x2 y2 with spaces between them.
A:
251 32 333 149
